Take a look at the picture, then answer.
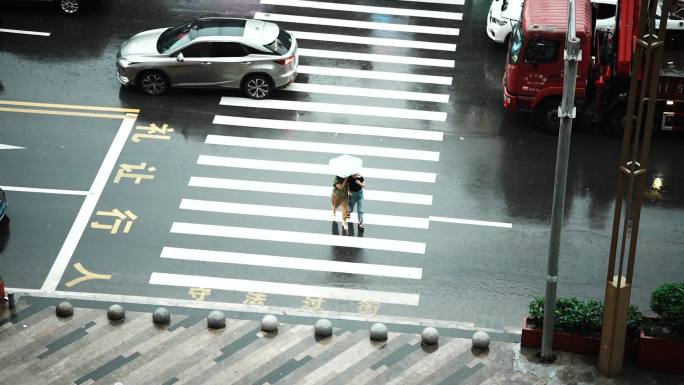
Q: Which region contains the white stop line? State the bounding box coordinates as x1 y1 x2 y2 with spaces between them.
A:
0 28 51 37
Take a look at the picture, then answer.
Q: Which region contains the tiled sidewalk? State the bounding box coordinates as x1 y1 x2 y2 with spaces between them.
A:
1 297 681 385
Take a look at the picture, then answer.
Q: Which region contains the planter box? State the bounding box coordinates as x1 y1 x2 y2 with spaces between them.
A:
520 317 638 358
638 328 684 373
521 317 601 355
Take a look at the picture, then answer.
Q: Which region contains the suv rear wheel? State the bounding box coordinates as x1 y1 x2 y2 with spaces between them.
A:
243 74 273 100
58 0 80 15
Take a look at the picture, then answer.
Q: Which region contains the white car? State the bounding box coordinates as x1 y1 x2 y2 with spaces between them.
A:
592 0 684 31
658 1 684 44
486 0 523 45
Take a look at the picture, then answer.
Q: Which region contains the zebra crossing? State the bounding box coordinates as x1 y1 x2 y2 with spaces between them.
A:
149 0 464 310
254 13 460 35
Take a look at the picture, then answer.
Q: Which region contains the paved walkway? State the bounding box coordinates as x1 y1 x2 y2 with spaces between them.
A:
1 296 682 385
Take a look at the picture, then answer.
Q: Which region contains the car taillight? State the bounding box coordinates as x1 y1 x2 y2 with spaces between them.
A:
275 57 295 66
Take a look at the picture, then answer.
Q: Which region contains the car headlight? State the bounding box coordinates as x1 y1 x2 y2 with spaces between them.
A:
118 58 133 67
493 17 508 26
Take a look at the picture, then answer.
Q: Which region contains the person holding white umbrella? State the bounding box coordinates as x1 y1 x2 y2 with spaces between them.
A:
328 155 363 232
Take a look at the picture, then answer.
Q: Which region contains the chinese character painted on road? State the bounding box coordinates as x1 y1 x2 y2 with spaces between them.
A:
131 123 174 143
301 297 325 310
357 301 380 315
243 292 267 305
189 287 212 301
90 209 137 234
65 263 112 288
114 162 156 184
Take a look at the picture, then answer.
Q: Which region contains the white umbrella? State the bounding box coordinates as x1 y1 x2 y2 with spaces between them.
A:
328 155 363 177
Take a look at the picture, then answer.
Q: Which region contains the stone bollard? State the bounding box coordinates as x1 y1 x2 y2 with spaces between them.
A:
472 331 490 350
207 311 226 329
107 304 125 322
261 314 279 332
55 301 74 318
314 319 333 338
370 323 388 341
152 307 171 325
421 327 439 345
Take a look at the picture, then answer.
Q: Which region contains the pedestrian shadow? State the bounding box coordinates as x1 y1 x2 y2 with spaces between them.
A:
330 221 365 283
330 220 364 238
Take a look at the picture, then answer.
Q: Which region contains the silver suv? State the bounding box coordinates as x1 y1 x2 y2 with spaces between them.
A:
116 17 298 99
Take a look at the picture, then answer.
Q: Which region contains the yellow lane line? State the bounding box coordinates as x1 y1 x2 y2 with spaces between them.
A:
0 106 132 120
0 100 140 113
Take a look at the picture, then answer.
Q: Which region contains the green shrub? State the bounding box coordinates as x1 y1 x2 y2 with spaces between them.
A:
528 296 643 339
627 305 643 339
650 282 684 334
528 296 545 324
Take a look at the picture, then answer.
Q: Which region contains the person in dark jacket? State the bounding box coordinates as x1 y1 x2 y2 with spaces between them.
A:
347 173 365 230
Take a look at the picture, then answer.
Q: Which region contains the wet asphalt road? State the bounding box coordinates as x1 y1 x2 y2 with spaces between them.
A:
0 0 682 330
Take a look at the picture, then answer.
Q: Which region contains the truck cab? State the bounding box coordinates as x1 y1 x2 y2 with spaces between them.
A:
502 0 593 132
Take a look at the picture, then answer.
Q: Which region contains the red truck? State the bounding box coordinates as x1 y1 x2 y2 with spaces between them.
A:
502 0 684 135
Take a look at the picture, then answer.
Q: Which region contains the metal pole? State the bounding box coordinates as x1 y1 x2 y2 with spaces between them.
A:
599 0 672 376
540 0 581 361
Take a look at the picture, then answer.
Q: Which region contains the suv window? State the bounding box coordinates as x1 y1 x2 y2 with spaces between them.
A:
197 19 246 37
243 44 269 55
158 21 200 54
181 42 212 58
264 29 292 55
211 42 247 57
524 38 560 64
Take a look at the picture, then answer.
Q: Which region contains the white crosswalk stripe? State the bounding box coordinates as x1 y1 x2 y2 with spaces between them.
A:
298 48 455 67
290 31 457 52
197 155 438 183
212 115 444 140
261 0 463 20
160 247 423 279
150 272 421 305
219 97 447 121
180 198 430 229
286 83 449 103
188 177 434 205
170 222 427 254
205 135 440 161
255 13 460 35
297 65 453 85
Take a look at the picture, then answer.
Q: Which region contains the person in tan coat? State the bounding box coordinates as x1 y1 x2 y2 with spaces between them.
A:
331 175 350 231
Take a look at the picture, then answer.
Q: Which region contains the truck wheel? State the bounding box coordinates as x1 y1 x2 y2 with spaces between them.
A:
533 99 561 134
